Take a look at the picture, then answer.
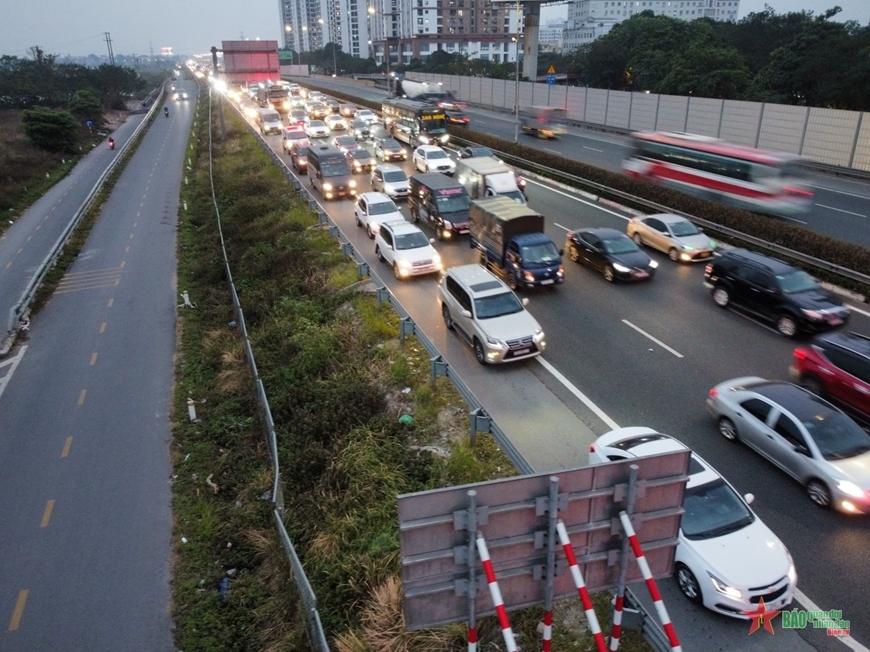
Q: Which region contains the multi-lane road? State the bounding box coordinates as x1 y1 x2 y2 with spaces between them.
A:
310 76 870 249
0 85 191 650
248 81 870 651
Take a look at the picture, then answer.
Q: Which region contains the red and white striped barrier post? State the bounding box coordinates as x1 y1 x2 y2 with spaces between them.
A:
475 532 518 652
541 609 553 652
618 511 682 652
556 521 608 652
610 593 624 651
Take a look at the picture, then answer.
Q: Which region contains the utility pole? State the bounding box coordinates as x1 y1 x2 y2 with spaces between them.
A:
211 46 227 141
104 32 115 66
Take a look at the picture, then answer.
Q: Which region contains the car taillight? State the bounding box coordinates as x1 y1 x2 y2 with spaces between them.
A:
783 186 814 198
793 348 808 361
589 443 596 453
708 388 718 398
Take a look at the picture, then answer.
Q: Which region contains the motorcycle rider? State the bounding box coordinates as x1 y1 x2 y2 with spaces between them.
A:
108 137 115 149
164 106 169 117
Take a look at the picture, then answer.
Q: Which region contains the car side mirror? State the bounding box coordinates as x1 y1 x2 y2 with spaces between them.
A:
559 249 564 256
793 443 809 455
460 309 471 318
521 298 530 306
744 493 755 505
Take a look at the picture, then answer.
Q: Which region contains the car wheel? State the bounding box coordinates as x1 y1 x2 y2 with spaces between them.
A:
507 272 518 290
603 266 615 282
800 375 825 397
632 232 643 246
777 315 798 338
569 246 580 263
717 417 738 441
479 250 488 266
368 225 376 240
675 564 703 605
807 479 832 508
442 304 454 330
668 248 680 262
375 245 385 262
712 287 730 307
410 207 419 223
393 263 402 280
473 339 487 365
435 225 444 241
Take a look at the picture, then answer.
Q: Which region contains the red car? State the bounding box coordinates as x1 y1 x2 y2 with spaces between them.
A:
790 331 870 422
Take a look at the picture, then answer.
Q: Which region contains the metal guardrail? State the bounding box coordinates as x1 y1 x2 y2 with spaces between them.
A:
2 91 165 351
447 133 870 291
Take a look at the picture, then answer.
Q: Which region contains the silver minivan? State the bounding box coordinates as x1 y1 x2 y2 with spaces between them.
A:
256 108 282 135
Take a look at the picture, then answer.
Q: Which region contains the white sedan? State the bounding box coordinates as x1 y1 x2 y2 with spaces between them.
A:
304 120 330 139
589 427 796 619
325 114 348 131
412 145 455 175
354 192 403 239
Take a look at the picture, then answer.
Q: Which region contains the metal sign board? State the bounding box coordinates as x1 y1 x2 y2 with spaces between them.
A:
398 452 688 630
547 65 557 74
221 40 280 82
546 74 556 85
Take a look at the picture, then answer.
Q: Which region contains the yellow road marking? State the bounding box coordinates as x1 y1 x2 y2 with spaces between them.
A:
40 500 55 528
8 589 28 631
107 298 114 307
77 389 87 405
99 322 107 333
61 437 73 458
89 352 98 365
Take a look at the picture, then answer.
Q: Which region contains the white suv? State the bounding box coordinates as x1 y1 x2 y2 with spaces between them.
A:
413 145 455 175
439 265 545 365
354 192 403 239
375 220 442 279
370 164 410 200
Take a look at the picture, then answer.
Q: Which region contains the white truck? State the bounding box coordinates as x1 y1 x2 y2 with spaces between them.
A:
455 157 526 205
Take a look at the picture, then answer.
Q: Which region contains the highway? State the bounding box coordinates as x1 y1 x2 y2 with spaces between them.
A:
247 84 870 651
310 76 870 249
0 84 191 650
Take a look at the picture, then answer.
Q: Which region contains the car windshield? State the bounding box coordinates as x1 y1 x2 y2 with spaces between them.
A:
436 195 470 213
359 111 374 118
395 232 430 250
469 148 493 157
349 150 370 160
681 478 754 540
383 171 408 182
308 121 325 128
776 270 818 294
353 121 368 129
474 292 525 319
295 148 308 157
603 237 639 254
368 201 398 216
670 220 700 237
803 412 870 460
336 138 356 147
426 150 447 160
322 162 350 176
521 242 561 265
382 139 401 149
286 131 306 139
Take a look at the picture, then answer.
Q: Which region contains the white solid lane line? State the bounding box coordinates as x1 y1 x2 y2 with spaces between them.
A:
583 146 604 152
622 320 684 358
535 357 620 431
814 203 867 218
793 588 869 651
807 184 870 201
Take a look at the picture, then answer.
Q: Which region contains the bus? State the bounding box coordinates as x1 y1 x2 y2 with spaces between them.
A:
622 131 814 217
381 98 449 148
519 107 567 139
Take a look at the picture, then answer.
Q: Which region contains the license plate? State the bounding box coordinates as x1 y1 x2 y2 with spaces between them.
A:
829 317 844 325
513 348 530 355
699 252 711 258
633 271 649 279
541 279 554 285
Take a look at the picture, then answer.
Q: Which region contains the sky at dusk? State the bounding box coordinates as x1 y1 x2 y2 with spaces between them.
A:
0 0 867 59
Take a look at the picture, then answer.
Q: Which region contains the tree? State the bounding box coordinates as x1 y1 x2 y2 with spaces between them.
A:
21 106 80 152
657 41 750 98
68 89 104 125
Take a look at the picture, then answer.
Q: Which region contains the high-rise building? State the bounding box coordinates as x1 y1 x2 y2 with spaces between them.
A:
563 0 740 50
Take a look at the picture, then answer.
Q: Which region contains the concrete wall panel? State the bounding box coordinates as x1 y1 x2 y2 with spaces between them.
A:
802 108 860 167
655 95 689 132
757 103 807 154
566 87 586 123
585 88 608 124
629 93 658 132
719 101 762 146
606 91 631 129
685 97 723 137
850 115 870 171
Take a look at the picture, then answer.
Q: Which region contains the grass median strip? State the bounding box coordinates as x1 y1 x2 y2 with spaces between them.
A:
170 92 652 652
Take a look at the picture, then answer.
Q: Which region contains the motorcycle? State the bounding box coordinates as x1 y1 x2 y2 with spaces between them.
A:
108 138 115 150
164 107 169 117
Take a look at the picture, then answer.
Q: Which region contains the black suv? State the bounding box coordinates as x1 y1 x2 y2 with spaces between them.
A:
703 248 850 337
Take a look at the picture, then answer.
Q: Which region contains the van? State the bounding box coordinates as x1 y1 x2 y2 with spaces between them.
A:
256 108 283 135
308 145 357 200
409 173 470 240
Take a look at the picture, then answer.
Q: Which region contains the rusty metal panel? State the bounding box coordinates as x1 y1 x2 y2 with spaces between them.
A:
399 452 688 630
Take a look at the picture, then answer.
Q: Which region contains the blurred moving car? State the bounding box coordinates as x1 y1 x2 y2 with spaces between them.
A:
708 377 870 513
354 192 403 238
374 220 442 279
704 249 850 338
346 148 375 173
565 228 658 282
288 109 308 127
446 109 471 125
457 146 525 194
339 103 357 118
627 213 717 262
173 90 189 100
589 428 796 618
790 331 870 422
370 164 410 200
289 144 308 174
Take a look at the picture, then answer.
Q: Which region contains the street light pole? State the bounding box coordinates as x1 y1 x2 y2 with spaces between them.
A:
513 0 521 143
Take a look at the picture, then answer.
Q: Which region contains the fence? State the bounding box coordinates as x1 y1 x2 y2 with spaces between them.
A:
210 87 678 652
408 72 870 172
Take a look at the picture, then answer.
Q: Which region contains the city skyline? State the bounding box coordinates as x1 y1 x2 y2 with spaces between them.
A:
0 0 867 58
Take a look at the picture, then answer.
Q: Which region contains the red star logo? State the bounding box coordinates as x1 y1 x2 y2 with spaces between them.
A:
743 597 781 634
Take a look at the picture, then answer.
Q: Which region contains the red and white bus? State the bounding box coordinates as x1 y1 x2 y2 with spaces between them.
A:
622 132 814 217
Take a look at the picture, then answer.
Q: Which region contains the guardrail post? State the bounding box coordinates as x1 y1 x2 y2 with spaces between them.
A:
340 240 352 257
308 198 318 211
430 354 448 386
318 211 328 226
399 317 414 346
469 407 491 448
356 260 369 280
376 286 390 309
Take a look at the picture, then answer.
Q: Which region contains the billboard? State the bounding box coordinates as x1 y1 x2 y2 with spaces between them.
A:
221 40 280 83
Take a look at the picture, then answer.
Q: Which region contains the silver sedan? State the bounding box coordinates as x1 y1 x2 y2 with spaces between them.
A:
707 376 870 514
627 213 717 262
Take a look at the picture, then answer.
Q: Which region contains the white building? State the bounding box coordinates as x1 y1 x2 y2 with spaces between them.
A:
563 0 740 50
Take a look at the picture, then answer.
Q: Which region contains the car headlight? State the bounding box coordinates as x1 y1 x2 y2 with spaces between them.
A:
613 263 631 273
681 245 695 251
787 553 797 584
323 183 333 191
523 271 535 282
419 135 430 143
440 134 449 143
709 574 742 600
649 260 659 269
354 162 362 168
432 252 442 266
397 259 412 270
802 309 825 320
402 152 408 158
485 336 505 347
837 479 865 498
556 266 565 277
533 328 545 343
349 180 357 188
